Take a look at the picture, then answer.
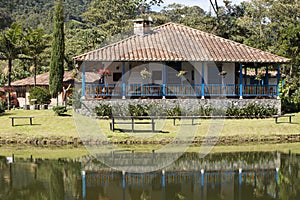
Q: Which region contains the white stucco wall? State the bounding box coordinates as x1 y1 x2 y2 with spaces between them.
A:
222 63 235 85
102 61 238 87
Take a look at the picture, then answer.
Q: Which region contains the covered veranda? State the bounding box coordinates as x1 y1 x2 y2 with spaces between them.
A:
77 61 285 99
73 22 290 100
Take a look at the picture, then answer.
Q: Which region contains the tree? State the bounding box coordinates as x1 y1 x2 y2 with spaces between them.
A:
49 0 65 102
236 0 300 112
0 8 13 30
160 4 214 32
24 28 51 87
0 22 25 109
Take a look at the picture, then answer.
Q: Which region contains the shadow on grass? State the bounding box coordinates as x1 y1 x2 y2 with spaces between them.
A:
112 128 167 133
58 113 72 117
159 130 169 134
175 122 201 126
13 124 42 127
0 112 15 116
275 121 299 124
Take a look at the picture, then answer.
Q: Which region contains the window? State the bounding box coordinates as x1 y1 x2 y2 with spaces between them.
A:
113 72 122 82
192 70 195 81
152 71 162 81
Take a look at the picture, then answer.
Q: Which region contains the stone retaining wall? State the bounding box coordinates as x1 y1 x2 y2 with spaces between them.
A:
78 98 281 117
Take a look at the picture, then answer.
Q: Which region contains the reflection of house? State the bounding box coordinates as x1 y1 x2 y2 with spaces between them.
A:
81 152 281 200
10 71 99 107
74 20 289 100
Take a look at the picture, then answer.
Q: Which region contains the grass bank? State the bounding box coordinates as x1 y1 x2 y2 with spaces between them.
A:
0 109 299 146
0 109 78 142
1 142 300 159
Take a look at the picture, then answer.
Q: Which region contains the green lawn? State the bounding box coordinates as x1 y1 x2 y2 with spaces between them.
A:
0 109 299 152
1 109 299 141
100 113 300 143
0 109 78 141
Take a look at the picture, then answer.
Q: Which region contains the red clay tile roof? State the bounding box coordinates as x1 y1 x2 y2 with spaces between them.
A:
11 71 100 86
11 71 74 86
73 22 290 63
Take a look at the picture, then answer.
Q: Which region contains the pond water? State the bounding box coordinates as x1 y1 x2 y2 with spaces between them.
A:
0 151 300 200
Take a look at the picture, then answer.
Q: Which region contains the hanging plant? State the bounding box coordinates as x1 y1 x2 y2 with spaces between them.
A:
255 73 262 81
176 70 187 77
29 65 35 73
218 70 227 77
140 68 151 79
98 68 111 76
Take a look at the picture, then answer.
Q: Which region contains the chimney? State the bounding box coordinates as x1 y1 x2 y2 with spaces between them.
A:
133 17 153 36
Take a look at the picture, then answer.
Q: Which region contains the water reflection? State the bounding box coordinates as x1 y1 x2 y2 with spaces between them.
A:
0 152 300 200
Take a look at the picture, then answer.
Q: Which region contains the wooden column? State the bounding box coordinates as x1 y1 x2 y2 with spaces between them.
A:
201 62 205 99
122 62 126 99
277 64 281 98
81 171 86 200
239 63 243 99
162 63 166 99
266 65 269 95
81 62 86 97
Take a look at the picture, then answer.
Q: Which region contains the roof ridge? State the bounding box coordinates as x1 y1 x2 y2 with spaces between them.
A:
155 22 289 61
73 21 290 63
73 22 183 60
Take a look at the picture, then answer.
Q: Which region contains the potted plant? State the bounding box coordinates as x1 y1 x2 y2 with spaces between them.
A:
255 73 262 81
176 70 187 77
98 68 111 76
218 70 227 78
140 68 151 79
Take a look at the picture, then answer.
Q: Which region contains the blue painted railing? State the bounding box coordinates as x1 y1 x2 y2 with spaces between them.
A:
82 83 278 98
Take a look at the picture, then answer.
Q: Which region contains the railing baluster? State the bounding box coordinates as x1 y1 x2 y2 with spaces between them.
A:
82 83 278 98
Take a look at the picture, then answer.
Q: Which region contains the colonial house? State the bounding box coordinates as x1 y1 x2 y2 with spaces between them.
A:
10 71 98 107
73 20 290 113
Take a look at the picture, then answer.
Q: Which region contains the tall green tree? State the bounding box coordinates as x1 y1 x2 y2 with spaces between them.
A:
24 28 51 87
0 22 25 109
49 0 65 100
0 8 13 30
236 0 300 111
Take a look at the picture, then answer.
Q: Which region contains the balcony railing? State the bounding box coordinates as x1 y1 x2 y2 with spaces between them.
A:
81 83 278 98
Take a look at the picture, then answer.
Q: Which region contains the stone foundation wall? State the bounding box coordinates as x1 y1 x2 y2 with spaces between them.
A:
78 98 281 117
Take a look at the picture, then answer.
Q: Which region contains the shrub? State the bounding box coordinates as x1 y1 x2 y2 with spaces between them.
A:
0 100 6 114
53 106 67 116
68 89 81 109
128 104 149 117
226 106 240 117
210 108 227 116
166 105 181 116
226 104 278 118
199 106 213 116
94 104 112 117
29 87 51 105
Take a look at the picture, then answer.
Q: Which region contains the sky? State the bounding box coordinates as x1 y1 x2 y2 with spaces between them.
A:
152 0 248 12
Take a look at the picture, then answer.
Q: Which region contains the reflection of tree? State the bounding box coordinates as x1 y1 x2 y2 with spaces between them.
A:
50 168 64 200
1 173 48 200
279 154 300 199
0 158 81 200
